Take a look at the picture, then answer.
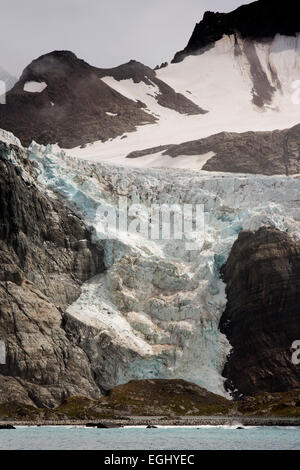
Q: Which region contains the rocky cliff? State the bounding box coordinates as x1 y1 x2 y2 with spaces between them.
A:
220 227 300 397
0 137 105 407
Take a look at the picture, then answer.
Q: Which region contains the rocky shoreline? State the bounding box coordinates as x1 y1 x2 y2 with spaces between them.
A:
1 416 300 427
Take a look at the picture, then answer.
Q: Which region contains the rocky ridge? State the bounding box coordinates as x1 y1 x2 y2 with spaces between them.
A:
126 124 300 176
0 134 105 407
98 60 206 116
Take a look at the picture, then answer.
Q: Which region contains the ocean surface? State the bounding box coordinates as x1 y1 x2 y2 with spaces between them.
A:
0 426 299 450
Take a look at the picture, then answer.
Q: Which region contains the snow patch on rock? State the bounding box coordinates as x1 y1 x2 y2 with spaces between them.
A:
24 81 47 93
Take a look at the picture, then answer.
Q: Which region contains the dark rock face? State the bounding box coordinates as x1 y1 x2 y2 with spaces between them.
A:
201 126 300 175
98 60 206 116
0 51 155 148
0 142 104 305
0 141 105 406
127 124 300 176
220 227 300 397
173 0 300 63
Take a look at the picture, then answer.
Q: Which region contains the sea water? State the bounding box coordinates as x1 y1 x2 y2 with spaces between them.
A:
0 426 299 450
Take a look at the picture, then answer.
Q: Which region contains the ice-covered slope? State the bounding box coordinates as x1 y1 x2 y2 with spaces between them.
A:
27 140 300 396
68 34 300 168
160 34 300 116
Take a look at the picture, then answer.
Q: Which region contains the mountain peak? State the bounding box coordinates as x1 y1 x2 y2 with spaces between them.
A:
24 50 81 70
0 50 157 148
19 50 88 83
172 0 300 63
37 50 78 60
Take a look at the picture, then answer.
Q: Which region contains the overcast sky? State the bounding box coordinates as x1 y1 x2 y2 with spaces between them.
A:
0 0 254 77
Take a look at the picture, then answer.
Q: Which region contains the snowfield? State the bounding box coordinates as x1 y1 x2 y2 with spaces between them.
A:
67 34 300 168
25 140 300 396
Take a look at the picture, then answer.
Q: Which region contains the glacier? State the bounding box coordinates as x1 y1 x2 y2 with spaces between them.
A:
22 139 300 397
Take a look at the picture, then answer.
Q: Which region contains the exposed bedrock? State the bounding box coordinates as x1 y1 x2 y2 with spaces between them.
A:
220 227 300 397
0 141 105 406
